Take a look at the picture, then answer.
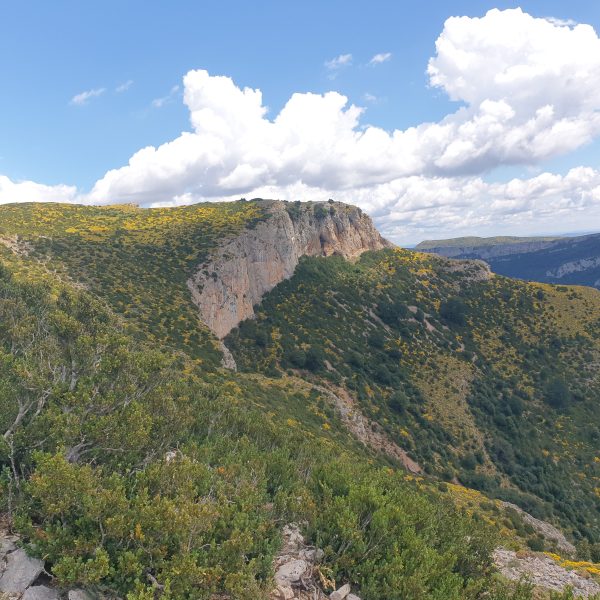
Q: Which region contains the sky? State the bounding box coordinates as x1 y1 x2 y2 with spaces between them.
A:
2 1 600 244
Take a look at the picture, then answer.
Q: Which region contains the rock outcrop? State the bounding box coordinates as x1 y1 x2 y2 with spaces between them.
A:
270 524 361 600
494 549 600 597
271 523 326 600
0 529 98 600
310 382 421 474
0 546 44 595
22 586 59 600
188 200 392 339
500 502 576 556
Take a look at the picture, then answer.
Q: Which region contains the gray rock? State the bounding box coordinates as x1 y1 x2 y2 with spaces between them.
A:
0 548 44 593
0 537 17 560
69 590 96 600
275 558 308 584
500 502 576 555
23 585 59 600
281 524 304 553
494 548 600 596
301 547 325 563
330 583 351 600
272 584 295 600
347 595 361 600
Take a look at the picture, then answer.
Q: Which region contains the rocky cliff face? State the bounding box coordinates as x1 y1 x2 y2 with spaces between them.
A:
188 200 392 339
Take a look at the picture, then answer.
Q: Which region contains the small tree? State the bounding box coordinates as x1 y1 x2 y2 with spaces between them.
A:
440 298 467 326
544 378 570 409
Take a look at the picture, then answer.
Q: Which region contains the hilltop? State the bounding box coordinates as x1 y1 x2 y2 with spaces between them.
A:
1 199 600 599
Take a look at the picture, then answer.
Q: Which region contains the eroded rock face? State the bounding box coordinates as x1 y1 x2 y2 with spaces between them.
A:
188 200 392 339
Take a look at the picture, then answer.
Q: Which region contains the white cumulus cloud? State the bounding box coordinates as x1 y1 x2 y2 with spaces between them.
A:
4 8 600 243
369 52 392 65
325 53 352 70
70 87 106 106
86 6 600 206
0 176 78 204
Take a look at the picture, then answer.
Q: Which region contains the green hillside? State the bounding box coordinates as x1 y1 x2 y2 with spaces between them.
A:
0 201 267 365
1 242 524 600
1 201 599 599
227 248 600 544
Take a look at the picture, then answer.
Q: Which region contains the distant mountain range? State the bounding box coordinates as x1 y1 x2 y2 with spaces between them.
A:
416 232 600 289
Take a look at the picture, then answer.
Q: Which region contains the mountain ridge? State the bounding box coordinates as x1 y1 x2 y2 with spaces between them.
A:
416 232 600 289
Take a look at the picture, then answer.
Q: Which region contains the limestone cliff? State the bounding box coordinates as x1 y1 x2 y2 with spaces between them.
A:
188 200 392 339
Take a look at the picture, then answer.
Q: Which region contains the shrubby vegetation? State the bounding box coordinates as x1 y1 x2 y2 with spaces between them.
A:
227 249 600 544
2 202 600 598
0 201 266 365
0 259 531 599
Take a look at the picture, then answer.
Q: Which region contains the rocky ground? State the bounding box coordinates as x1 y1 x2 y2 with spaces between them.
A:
494 549 600 597
4 521 600 599
500 502 576 556
270 524 361 600
1 524 359 600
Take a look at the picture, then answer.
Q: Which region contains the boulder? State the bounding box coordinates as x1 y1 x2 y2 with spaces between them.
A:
330 583 351 600
347 595 362 600
0 548 44 593
23 585 59 600
300 547 324 563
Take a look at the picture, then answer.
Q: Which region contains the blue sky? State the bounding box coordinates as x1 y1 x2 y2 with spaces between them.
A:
2 1 600 243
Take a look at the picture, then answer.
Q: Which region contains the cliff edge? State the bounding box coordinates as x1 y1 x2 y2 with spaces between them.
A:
188 200 392 339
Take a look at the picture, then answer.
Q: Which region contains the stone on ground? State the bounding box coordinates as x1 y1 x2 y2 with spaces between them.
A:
22 585 59 600
68 590 96 600
0 548 44 593
330 583 351 600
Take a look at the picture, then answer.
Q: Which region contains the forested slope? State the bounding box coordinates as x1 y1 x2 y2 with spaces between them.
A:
227 248 600 544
